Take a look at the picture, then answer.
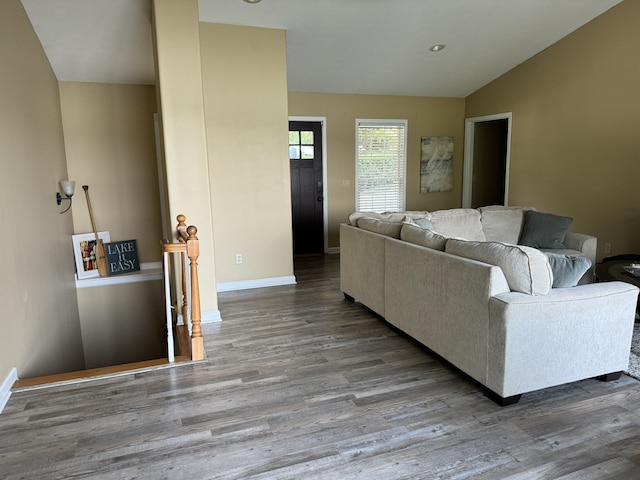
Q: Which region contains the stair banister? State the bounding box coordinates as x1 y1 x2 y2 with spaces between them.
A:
186 225 203 360
162 248 175 362
161 215 204 362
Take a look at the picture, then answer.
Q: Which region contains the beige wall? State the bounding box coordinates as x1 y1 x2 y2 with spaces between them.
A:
58 82 168 366
77 282 165 369
466 1 640 260
152 0 218 315
59 82 162 263
0 0 84 379
288 93 466 247
200 23 294 283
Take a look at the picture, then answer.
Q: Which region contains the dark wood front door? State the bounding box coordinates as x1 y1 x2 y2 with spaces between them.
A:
289 121 323 255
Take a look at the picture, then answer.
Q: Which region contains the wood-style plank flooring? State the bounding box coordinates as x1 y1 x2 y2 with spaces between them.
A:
3 254 640 479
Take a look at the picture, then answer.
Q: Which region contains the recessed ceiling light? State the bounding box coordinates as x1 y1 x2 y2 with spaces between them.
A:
243 0 262 3
429 44 446 52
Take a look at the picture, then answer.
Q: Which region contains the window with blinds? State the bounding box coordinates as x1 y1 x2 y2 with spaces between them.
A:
355 119 407 212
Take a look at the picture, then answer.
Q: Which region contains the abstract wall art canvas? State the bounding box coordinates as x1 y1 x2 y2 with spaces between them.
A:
420 136 453 193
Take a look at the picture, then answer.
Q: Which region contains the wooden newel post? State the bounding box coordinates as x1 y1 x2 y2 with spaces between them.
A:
186 225 204 361
176 214 187 242
176 215 189 331
161 214 205 362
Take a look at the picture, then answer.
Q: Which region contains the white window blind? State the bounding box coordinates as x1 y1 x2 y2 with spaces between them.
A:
355 119 407 212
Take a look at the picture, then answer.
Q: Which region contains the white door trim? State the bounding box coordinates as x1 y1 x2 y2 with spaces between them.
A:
288 116 329 253
0 367 18 414
462 112 512 208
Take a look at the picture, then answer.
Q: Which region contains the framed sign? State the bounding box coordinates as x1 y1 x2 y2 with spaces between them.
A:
105 239 140 276
72 232 111 279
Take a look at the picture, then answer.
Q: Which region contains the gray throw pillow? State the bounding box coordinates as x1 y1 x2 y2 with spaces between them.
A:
412 217 435 230
545 252 591 288
519 210 573 249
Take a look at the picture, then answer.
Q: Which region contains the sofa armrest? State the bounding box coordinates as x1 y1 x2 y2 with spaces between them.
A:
487 281 639 397
564 232 596 261
339 223 386 316
562 232 597 283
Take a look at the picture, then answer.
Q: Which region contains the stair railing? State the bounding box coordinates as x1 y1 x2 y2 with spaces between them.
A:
161 215 204 362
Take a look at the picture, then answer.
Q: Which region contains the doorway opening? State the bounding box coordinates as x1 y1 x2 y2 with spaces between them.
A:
462 113 512 208
288 117 327 255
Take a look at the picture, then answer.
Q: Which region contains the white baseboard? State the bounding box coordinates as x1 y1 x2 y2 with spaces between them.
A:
202 310 221 323
0 367 18 414
217 275 297 292
177 309 222 325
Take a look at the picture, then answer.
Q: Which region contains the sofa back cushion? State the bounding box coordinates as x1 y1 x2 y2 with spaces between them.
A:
479 206 532 244
356 217 403 238
429 208 485 241
400 222 448 251
348 211 429 226
349 212 403 225
445 239 553 295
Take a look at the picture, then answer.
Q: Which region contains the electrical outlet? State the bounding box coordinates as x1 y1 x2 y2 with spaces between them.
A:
343 180 350 188
235 254 243 264
604 243 611 254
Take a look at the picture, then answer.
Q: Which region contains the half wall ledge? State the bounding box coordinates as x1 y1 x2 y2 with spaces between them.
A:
75 262 162 288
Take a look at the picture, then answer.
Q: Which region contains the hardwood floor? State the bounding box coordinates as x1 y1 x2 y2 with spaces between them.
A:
3 254 640 479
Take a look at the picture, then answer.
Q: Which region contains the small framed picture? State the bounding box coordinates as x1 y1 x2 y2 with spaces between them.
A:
72 232 110 279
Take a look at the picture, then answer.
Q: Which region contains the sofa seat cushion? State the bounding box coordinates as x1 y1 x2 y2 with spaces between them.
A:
479 206 532 244
545 252 592 288
541 247 586 258
429 208 486 241
446 239 553 295
400 222 448 251
519 210 573 249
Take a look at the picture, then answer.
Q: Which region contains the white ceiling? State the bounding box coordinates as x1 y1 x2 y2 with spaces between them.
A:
21 0 622 97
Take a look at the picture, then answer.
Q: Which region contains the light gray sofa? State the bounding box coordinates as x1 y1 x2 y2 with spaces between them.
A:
340 206 639 405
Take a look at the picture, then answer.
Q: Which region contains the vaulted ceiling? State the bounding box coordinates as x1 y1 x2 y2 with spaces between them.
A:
21 0 622 97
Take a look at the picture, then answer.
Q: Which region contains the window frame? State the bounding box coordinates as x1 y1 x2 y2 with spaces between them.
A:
355 118 408 213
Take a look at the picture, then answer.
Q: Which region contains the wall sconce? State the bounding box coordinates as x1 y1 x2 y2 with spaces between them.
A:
56 180 76 214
